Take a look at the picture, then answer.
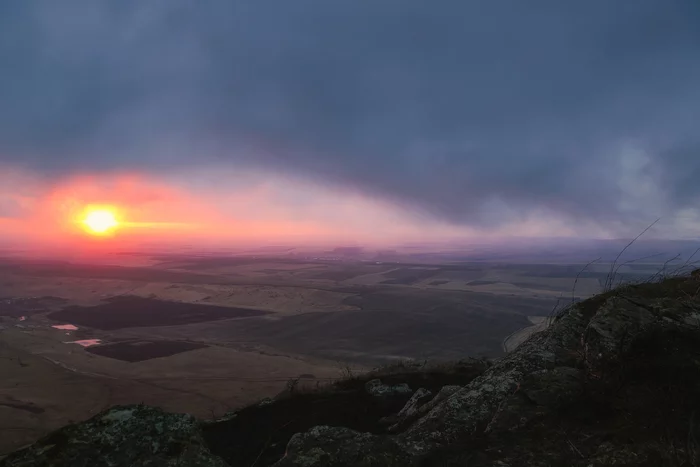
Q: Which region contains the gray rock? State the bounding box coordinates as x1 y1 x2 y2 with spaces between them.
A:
364 379 412 397
588 441 666 466
274 426 410 467
397 388 433 418
380 388 432 428
389 384 463 433
485 366 584 433
583 296 656 369
0 405 228 467
522 366 583 408
397 305 591 452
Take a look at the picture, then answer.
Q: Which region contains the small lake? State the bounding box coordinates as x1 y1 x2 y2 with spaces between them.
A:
52 324 78 331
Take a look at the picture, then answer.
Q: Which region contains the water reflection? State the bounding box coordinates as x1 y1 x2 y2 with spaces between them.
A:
52 324 78 331
66 339 102 347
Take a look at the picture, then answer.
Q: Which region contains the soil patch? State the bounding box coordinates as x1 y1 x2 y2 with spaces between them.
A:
86 340 208 362
47 296 272 330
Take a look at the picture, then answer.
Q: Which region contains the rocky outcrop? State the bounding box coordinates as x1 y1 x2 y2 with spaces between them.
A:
0 405 227 467
275 274 700 466
3 274 700 467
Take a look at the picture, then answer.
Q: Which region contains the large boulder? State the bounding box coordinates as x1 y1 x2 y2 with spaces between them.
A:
0 405 228 467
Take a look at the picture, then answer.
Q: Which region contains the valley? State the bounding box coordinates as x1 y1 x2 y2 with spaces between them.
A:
0 251 668 454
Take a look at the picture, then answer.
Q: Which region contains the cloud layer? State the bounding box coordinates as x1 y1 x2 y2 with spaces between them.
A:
1 1 699 235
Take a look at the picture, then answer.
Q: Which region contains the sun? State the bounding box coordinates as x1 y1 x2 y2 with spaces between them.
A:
81 209 119 235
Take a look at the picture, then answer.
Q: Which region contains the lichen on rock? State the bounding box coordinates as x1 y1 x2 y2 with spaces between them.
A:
364 379 413 398
0 405 228 467
275 426 410 467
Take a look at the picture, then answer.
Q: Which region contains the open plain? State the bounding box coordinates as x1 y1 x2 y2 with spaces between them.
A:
0 250 669 454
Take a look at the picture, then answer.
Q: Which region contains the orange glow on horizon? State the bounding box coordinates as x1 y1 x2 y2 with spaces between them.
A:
80 207 120 236
0 170 488 251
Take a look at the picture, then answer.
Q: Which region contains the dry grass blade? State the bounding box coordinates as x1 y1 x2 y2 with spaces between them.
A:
605 218 661 291
669 248 700 278
614 251 665 274
646 254 682 283
567 438 584 459
572 257 601 304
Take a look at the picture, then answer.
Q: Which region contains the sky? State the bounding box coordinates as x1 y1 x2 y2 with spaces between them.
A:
1 1 699 248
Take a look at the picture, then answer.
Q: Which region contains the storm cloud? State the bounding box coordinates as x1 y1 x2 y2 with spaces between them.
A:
1 1 699 231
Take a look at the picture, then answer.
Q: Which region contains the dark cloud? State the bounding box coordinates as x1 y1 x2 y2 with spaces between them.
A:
1 0 699 229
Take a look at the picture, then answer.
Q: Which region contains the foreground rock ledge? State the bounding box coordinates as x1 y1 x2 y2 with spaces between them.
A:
274 275 700 466
0 405 227 467
2 274 700 467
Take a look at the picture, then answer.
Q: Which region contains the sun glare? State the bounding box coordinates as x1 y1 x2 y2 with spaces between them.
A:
82 209 119 235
